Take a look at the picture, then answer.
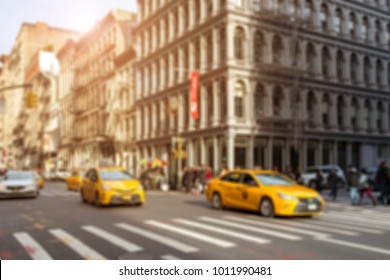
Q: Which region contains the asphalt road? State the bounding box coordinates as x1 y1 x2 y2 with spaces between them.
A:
0 182 389 260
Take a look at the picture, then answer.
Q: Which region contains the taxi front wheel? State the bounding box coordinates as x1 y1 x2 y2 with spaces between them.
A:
211 193 223 210
259 198 274 218
94 193 102 207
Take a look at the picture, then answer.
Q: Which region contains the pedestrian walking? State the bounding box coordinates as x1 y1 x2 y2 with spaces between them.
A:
358 172 377 206
328 168 340 201
285 165 296 180
376 161 389 205
347 165 359 205
314 170 324 193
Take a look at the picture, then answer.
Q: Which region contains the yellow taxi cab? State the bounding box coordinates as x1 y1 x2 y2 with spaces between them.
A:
66 170 84 191
35 173 44 189
80 167 144 207
206 169 324 217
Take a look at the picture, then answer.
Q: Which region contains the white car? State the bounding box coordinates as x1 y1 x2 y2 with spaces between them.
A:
0 170 40 199
54 169 71 181
301 165 347 189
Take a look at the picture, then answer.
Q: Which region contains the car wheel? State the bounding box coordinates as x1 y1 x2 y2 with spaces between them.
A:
94 192 101 207
81 190 87 203
259 198 274 218
211 193 223 210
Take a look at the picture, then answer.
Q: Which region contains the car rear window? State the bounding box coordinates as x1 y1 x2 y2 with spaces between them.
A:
255 174 295 186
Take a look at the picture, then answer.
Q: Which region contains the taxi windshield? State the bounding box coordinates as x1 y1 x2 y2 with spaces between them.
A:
255 174 295 186
99 170 133 181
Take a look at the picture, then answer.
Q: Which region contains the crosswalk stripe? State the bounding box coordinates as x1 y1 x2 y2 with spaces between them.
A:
82 225 143 253
321 216 388 231
308 219 384 234
198 217 301 241
324 213 390 229
13 232 52 260
115 223 199 254
274 220 359 236
328 211 390 223
161 254 181 260
174 218 270 244
316 236 390 256
225 216 329 239
145 220 236 248
49 228 105 260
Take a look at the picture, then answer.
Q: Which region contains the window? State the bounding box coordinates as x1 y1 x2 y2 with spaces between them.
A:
322 47 330 80
319 4 328 31
183 92 189 130
337 96 345 127
362 17 369 42
322 94 330 126
183 45 189 78
377 102 383 131
376 60 383 86
336 50 344 81
174 9 179 36
234 81 245 118
304 0 313 23
254 83 264 118
351 98 358 130
165 15 170 41
251 0 262 12
206 33 213 67
207 84 213 124
350 54 358 83
375 20 381 45
206 0 213 16
306 43 315 77
273 86 283 117
242 174 258 186
220 79 227 120
349 13 356 38
194 39 201 70
307 91 315 121
221 172 241 183
272 35 283 64
234 27 245 60
364 100 371 130
194 0 201 23
364 56 371 85
335 8 342 34
183 3 189 30
220 27 226 63
292 42 301 67
254 31 264 64
387 24 390 47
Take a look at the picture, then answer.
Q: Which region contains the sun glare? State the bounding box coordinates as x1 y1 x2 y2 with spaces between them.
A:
74 15 96 33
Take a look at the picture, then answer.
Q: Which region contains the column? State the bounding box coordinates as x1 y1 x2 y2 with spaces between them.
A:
213 136 219 173
333 140 338 165
344 50 351 84
226 22 235 63
227 132 234 170
314 91 323 129
247 136 254 169
212 80 219 126
318 140 323 165
200 86 206 128
357 54 364 86
267 137 273 169
329 93 337 129
264 33 273 64
370 100 377 132
200 137 206 165
314 44 323 79
213 28 219 68
178 94 184 132
186 139 194 166
227 78 235 125
302 138 307 172
329 48 337 82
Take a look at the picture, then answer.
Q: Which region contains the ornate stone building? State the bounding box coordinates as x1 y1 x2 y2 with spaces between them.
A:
133 0 390 177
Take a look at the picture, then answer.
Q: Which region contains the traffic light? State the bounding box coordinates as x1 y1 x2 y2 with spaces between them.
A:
25 92 38 108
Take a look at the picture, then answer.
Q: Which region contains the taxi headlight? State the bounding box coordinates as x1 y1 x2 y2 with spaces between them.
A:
102 185 111 191
277 193 298 201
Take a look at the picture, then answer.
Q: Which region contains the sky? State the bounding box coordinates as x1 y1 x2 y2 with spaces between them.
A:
0 0 137 54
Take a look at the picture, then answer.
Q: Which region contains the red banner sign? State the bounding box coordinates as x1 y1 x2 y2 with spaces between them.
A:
190 71 199 119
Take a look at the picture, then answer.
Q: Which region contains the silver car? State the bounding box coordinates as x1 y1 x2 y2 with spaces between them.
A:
0 170 40 199
301 165 347 189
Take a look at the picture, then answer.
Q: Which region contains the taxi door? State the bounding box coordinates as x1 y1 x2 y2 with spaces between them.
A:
230 173 262 211
217 172 242 207
83 169 98 201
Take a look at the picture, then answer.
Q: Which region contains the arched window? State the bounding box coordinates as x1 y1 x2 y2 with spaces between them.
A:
273 86 283 117
183 3 189 30
220 27 226 63
337 96 345 127
376 60 383 86
335 8 342 34
234 27 246 60
234 80 245 118
349 13 356 38
307 91 316 121
272 35 283 64
351 98 358 130
322 94 331 126
254 83 265 118
388 62 390 86
206 0 213 17
254 31 264 64
206 33 213 67
306 43 316 77
220 79 227 119
206 84 213 124
364 100 372 130
194 39 200 70
350 54 358 83
183 46 189 77
304 0 313 23
364 56 371 85
322 47 330 80
287 0 298 16
377 102 384 131
292 42 301 67
336 50 344 81
375 20 382 45
387 23 390 47
194 0 201 23
173 9 179 36
319 4 328 31
362 16 369 42
165 15 170 41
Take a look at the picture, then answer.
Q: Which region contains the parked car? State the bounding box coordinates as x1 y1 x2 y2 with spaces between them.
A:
43 170 55 181
54 169 71 181
66 170 84 191
0 170 40 199
301 165 347 189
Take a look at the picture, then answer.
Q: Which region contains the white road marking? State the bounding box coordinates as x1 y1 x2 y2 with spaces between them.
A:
198 216 301 241
82 225 143 253
324 213 390 229
13 232 52 260
145 220 236 248
308 219 384 234
115 223 199 254
225 216 329 239
174 218 270 244
275 220 359 236
49 228 105 260
321 216 388 231
316 236 390 256
161 254 181 260
328 211 390 223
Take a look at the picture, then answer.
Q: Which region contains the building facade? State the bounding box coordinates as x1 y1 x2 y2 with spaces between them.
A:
133 0 390 181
